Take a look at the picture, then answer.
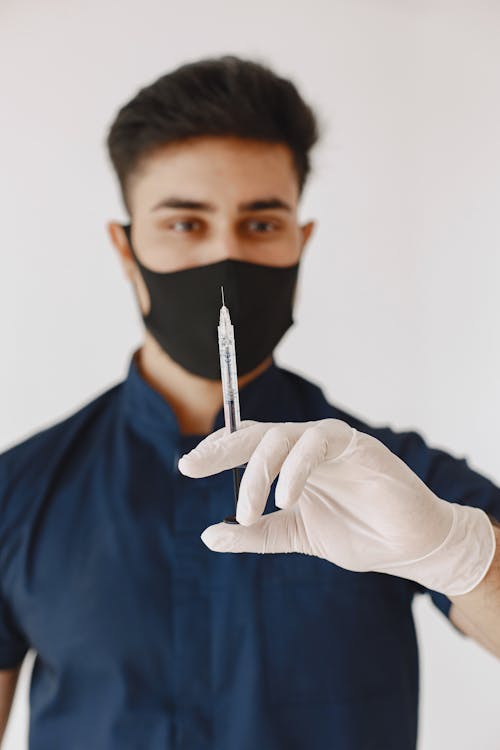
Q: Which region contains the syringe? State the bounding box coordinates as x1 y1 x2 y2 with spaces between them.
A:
218 286 244 524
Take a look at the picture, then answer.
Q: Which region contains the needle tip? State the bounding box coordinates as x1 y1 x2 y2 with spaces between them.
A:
221 286 225 306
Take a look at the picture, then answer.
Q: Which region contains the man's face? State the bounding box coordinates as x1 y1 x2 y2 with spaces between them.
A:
109 136 314 292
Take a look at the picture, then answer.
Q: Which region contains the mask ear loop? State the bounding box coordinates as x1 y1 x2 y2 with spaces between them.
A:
122 224 153 276
123 223 152 281
122 223 135 258
121 223 153 326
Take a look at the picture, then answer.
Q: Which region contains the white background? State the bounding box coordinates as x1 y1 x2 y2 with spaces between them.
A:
1 0 499 747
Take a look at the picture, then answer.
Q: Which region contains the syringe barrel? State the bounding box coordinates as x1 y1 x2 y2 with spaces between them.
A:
218 323 241 432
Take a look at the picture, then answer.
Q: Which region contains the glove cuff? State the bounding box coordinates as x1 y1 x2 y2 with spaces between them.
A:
378 503 496 596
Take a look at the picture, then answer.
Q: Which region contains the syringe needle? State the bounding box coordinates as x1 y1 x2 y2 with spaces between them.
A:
221 285 225 307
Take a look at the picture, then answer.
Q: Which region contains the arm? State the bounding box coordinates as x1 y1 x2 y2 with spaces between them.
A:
0 665 20 745
449 517 500 659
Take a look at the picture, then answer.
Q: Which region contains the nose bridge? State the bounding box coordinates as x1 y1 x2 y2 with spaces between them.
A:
210 214 241 262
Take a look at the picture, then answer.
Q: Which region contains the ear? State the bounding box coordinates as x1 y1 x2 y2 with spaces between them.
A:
106 222 151 315
298 220 315 257
107 221 135 281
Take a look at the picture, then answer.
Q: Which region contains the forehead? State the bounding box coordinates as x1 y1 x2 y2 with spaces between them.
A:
128 136 299 213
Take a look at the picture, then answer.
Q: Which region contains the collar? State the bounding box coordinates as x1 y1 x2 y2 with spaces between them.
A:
121 350 297 448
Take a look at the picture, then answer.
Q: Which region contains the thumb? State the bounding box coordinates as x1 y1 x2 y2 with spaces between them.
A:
201 510 300 554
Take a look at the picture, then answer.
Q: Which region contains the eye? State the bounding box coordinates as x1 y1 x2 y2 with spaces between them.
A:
244 219 280 234
168 219 202 233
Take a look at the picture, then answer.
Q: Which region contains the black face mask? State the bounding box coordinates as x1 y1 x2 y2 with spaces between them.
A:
122 224 300 380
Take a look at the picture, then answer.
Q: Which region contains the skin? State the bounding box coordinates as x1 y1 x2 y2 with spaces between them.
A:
0 137 314 740
1 133 496 742
0 666 20 741
107 136 314 436
0 136 316 740
108 135 500 656
448 519 500 658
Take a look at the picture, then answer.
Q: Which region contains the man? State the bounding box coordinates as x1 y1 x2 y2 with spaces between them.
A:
0 55 498 750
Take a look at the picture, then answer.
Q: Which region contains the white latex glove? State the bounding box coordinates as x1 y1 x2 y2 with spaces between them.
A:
178 419 496 596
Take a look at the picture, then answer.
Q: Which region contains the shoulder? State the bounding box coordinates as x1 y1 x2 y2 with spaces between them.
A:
0 381 124 532
274 364 386 433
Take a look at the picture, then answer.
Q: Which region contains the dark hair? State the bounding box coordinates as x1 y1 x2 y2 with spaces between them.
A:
106 55 319 214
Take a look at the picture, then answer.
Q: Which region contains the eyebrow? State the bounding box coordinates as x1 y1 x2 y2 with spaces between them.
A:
151 196 292 213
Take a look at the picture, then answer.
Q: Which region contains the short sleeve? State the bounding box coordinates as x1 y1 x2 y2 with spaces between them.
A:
0 454 30 669
397 431 500 621
0 589 29 669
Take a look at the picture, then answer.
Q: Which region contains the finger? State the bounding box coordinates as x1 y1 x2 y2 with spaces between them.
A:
178 421 271 478
201 509 300 554
320 419 357 461
236 423 306 525
181 419 257 454
275 425 328 509
275 420 356 509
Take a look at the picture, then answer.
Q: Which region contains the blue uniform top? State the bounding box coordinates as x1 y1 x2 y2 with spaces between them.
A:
1 354 499 750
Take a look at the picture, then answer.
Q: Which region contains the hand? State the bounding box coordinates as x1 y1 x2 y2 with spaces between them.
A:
178 419 496 596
